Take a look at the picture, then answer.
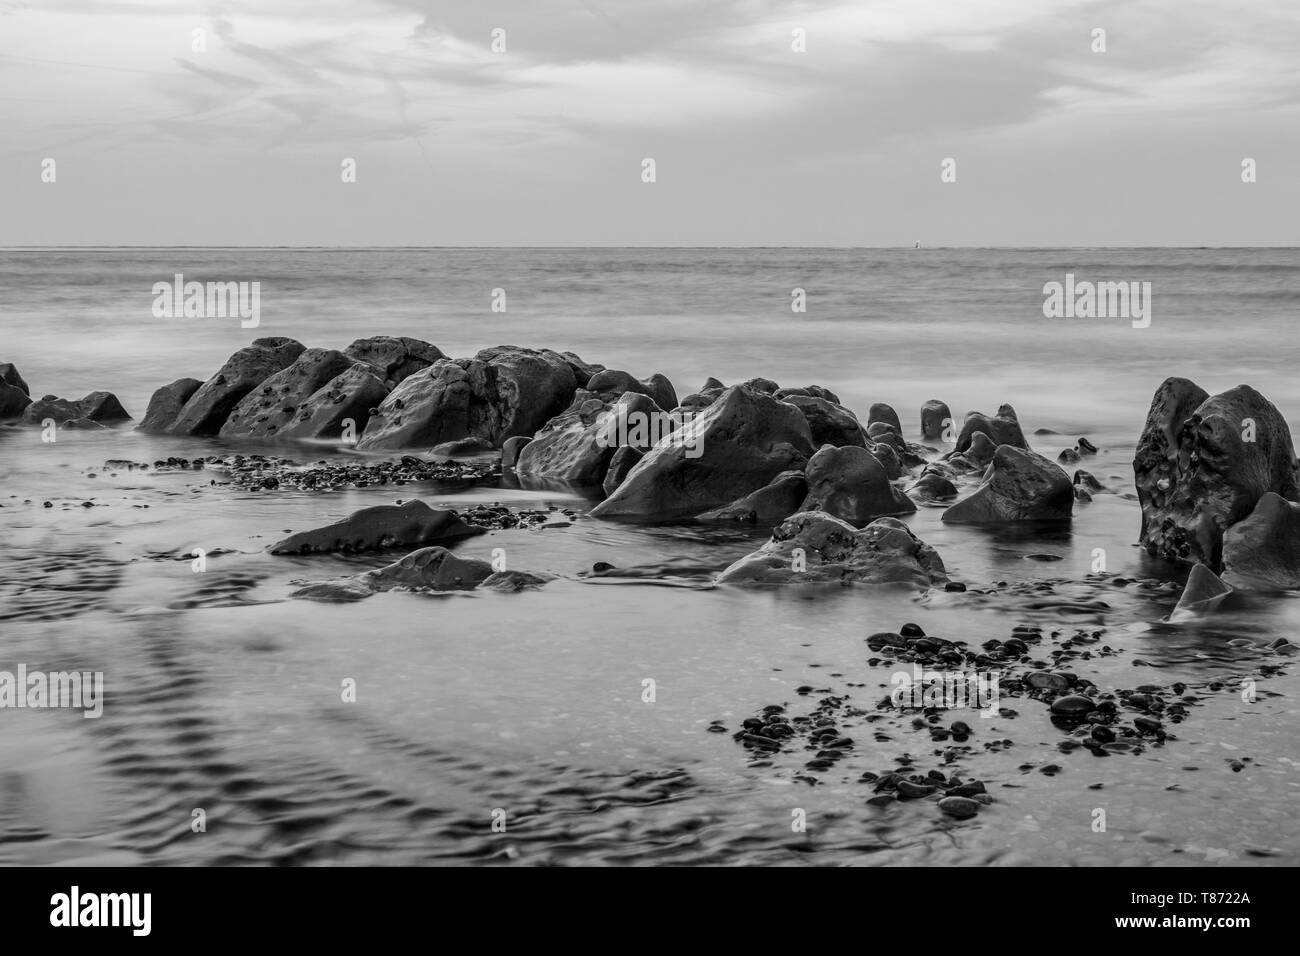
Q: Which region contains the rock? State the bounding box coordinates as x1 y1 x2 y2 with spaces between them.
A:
269 500 484 554
22 391 132 425
909 471 958 502
138 378 203 433
343 335 445 388
867 403 902 434
920 400 951 440
956 405 1028 452
501 435 532 470
479 570 552 592
358 346 581 450
800 445 916 526
942 446 1073 524
867 441 907 479
1050 694 1095 716
219 348 356 438
0 363 29 396
162 337 306 435
715 511 948 587
274 363 390 442
291 546 495 601
697 470 808 524
1135 379 1299 568
1077 437 1098 455
1073 470 1105 493
961 431 998 468
585 369 677 411
782 395 866 448
1169 562 1233 621
559 351 604 385
602 446 644 496
938 796 981 819
430 437 496 457
741 377 780 395
591 385 814 521
517 392 664 486
0 381 32 420
1025 672 1070 693
1222 493 1300 589
1058 448 1081 464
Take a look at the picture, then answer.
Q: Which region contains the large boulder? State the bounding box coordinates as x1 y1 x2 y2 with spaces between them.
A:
942 445 1073 524
956 405 1028 452
161 337 305 435
716 511 948 587
0 381 32 421
22 391 131 425
219 348 356 439
697 470 808 524
270 500 483 555
800 445 916 526
138 378 202 433
920 400 951 440
291 546 496 602
867 403 903 434
275 363 390 442
517 392 665 485
590 385 815 521
357 346 581 451
1221 492 1300 589
0 363 29 396
783 395 866 448
1134 379 1298 569
343 336 444 388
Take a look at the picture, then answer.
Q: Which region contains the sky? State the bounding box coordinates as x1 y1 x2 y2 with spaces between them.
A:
1 0 1297 246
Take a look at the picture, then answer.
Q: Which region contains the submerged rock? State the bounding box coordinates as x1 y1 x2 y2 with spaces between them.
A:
867 403 902 434
800 444 916 526
269 500 484 554
942 446 1073 524
716 511 947 587
1134 378 1299 568
0 381 31 420
291 546 496 601
22 391 132 425
1221 493 1300 589
0 362 29 396
955 405 1028 453
1169 562 1233 621
591 385 814 521
138 378 202 433
920 399 951 440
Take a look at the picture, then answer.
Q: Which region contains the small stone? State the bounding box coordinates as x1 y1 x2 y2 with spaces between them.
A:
938 796 981 819
1050 694 1095 716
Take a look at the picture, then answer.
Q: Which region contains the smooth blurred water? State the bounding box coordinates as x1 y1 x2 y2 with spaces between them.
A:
1 248 1298 866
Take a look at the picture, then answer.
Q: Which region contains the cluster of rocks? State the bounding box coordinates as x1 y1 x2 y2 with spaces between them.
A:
290 546 551 602
0 362 132 428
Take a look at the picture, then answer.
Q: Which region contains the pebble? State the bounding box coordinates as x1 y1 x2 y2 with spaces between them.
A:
938 796 981 819
1050 694 1096 716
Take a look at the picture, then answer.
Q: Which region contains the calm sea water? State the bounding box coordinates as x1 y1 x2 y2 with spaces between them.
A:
1 248 1298 866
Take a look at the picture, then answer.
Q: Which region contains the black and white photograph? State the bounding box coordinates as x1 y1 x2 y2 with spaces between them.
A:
0 0 1293 925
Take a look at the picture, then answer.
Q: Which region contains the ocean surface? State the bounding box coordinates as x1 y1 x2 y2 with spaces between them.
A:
2 247 1299 866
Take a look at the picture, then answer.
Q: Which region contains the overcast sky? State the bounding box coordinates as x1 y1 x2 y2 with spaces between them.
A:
1 0 1297 246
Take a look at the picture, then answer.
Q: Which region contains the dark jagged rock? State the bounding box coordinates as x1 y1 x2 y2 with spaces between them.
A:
1170 562 1233 621
275 363 390 442
782 395 866 448
697 470 808 524
909 470 958 502
269 499 484 554
358 346 583 451
138 378 203 433
942 446 1073 524
343 335 445 388
1221 492 1300 589
920 399 951 440
602 445 643 497
517 392 664 485
219 348 357 439
159 337 306 435
867 403 902 434
0 381 32 420
716 511 947 586
22 391 131 425
1135 379 1299 569
291 546 495 601
0 363 29 396
801 444 916 526
480 570 553 592
591 385 814 521
956 405 1028 453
